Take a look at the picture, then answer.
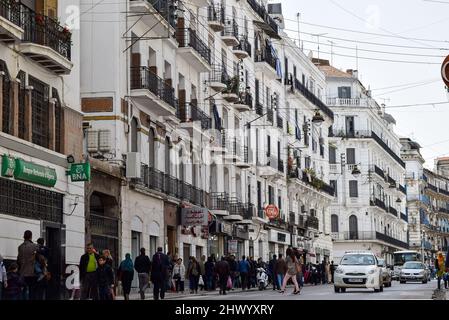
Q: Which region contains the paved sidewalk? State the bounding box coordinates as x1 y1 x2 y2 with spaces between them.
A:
115 284 329 300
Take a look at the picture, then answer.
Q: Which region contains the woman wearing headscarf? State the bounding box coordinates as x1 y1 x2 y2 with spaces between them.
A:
435 252 446 290
118 253 134 300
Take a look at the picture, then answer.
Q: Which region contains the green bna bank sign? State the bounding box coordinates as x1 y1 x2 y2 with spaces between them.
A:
1 154 57 187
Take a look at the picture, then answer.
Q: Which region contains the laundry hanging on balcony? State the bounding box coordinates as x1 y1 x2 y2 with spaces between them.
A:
267 39 282 79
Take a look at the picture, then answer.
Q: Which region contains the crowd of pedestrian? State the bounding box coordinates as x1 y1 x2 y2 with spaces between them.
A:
0 230 51 300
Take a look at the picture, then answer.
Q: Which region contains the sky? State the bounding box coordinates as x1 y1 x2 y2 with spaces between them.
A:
278 0 449 169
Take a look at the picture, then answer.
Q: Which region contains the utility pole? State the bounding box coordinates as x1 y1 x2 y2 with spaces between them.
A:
312 33 327 61
296 12 301 50
328 40 334 65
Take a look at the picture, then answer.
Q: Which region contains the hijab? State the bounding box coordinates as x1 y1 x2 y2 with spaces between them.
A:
120 253 134 272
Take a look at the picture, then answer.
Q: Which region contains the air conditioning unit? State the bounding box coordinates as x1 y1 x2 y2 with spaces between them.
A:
99 130 111 152
126 152 141 178
87 129 99 153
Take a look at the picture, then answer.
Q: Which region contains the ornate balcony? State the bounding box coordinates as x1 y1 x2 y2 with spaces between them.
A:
246 0 280 39
232 36 251 59
255 46 277 79
178 103 212 130
207 4 225 32
176 28 211 72
232 91 253 112
19 5 72 74
130 66 178 116
208 64 229 91
221 19 239 47
0 0 23 42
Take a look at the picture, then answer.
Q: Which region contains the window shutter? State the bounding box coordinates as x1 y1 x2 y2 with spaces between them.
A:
349 181 358 198
346 148 356 164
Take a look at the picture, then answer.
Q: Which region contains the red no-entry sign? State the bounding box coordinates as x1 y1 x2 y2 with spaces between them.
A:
442 55 449 88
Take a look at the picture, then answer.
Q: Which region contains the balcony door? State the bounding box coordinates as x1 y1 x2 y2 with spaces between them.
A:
349 215 358 240
345 116 355 137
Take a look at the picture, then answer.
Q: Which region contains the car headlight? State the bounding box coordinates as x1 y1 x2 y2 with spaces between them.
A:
335 268 344 274
368 269 376 274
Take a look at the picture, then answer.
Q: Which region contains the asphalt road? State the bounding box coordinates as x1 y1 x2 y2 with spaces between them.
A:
170 281 437 300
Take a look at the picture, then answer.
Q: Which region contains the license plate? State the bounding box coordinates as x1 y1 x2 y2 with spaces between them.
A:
348 278 364 283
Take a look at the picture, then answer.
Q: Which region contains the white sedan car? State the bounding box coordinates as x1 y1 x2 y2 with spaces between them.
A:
334 252 383 293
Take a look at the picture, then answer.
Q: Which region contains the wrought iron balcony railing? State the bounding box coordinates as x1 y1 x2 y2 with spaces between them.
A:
278 159 284 173
293 78 334 120
207 4 225 24
255 46 277 71
130 66 178 110
388 206 398 217
233 37 252 57
139 165 205 206
400 212 408 222
237 92 253 109
371 131 405 168
333 231 409 249
21 5 72 60
222 19 238 39
177 28 211 65
370 198 386 211
373 165 385 179
246 0 279 36
306 216 319 230
178 103 212 130
0 0 21 27
399 184 406 195
209 64 230 84
140 0 178 28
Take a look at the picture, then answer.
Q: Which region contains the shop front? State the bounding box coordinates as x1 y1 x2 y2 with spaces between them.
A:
225 225 249 258
164 201 178 256
208 219 232 259
178 203 209 267
0 153 85 299
267 228 291 257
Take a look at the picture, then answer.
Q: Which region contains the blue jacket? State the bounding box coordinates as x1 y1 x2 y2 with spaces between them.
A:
238 260 250 273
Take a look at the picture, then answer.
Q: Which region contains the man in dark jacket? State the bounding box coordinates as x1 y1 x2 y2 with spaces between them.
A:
215 257 230 295
151 247 169 300
79 243 100 300
17 230 38 300
205 256 215 291
274 254 287 290
134 248 151 300
96 256 114 300
268 255 277 290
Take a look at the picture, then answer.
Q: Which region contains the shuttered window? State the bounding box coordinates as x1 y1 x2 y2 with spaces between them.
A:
349 180 358 198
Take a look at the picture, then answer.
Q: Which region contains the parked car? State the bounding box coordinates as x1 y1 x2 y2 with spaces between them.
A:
378 258 392 287
334 251 383 293
399 261 429 284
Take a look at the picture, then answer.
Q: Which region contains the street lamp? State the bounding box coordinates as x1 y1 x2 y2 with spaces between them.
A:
351 165 361 178
396 197 402 204
312 110 325 126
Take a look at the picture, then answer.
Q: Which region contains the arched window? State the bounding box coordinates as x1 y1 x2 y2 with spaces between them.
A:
331 214 339 233
165 137 171 175
130 117 138 152
148 128 155 167
349 215 358 240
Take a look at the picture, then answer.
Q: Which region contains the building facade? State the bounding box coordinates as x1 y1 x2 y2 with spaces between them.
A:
0 0 83 298
318 60 408 265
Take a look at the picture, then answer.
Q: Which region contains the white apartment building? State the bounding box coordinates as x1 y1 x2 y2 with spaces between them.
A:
0 0 83 298
402 142 449 262
318 60 408 265
79 0 338 268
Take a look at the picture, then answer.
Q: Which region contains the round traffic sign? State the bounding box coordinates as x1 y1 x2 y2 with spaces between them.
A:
265 204 279 220
441 55 449 87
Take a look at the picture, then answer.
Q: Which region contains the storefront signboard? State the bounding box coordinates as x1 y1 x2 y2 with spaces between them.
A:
67 163 91 182
181 206 208 226
14 159 57 187
228 240 238 254
1 154 15 177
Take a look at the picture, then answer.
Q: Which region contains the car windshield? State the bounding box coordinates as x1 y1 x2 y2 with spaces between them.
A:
341 254 376 266
403 262 423 269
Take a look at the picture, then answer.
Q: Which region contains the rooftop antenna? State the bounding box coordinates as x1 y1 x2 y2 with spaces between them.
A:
296 12 301 50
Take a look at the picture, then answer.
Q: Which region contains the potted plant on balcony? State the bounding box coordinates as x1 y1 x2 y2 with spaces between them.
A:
224 75 239 94
304 168 316 181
